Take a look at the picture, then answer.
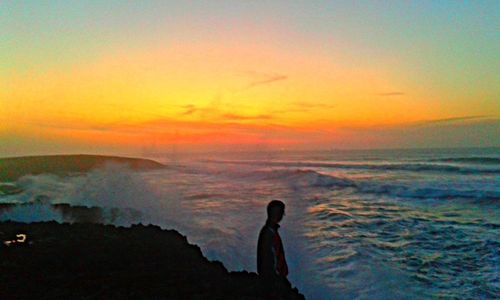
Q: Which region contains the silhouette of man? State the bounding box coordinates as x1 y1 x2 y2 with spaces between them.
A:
257 200 295 299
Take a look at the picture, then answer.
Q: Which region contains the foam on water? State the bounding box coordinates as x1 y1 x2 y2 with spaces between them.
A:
203 159 500 175
1 149 499 299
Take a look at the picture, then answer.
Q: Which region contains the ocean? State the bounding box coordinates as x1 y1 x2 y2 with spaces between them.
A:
1 147 499 299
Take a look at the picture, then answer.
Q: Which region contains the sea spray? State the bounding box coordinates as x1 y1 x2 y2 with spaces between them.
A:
1 148 499 299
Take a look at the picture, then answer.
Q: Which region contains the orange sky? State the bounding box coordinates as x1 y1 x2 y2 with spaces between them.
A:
1 1 498 155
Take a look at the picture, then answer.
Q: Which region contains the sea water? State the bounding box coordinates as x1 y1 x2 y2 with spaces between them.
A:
1 148 499 299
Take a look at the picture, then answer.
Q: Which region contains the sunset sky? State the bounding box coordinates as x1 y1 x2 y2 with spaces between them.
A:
1 1 499 156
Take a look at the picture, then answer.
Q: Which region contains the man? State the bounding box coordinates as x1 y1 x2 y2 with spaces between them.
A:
257 200 293 299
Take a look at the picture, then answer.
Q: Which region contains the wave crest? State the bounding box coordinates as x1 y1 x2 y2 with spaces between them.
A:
243 169 356 188
205 160 499 175
356 181 500 201
427 157 500 165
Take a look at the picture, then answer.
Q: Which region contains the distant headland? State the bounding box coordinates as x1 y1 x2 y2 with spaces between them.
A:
0 154 166 197
0 154 165 182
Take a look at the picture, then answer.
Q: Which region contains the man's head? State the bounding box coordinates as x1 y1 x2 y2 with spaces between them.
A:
267 200 285 223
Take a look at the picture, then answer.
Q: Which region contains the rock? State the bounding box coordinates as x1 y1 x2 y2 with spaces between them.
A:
0 221 305 299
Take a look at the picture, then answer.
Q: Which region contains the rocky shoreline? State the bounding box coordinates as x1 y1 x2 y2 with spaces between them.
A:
0 221 305 299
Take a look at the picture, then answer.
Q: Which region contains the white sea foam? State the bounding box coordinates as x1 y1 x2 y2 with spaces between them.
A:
1 149 499 299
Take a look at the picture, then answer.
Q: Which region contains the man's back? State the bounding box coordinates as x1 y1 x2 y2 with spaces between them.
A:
257 219 289 276
257 221 277 277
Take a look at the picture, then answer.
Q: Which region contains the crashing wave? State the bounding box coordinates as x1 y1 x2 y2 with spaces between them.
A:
355 181 500 201
205 160 499 175
242 169 356 188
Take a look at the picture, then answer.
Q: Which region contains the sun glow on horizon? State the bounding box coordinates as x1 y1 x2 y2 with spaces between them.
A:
1 1 498 155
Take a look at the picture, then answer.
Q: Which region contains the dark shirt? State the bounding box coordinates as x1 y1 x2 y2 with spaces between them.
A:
257 219 289 279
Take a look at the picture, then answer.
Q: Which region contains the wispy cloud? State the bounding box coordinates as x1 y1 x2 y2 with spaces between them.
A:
178 104 220 117
33 120 126 133
263 101 336 115
180 105 198 116
340 115 494 131
377 92 405 97
238 71 288 91
293 102 336 110
415 115 490 125
222 113 272 121
177 101 274 121
247 74 287 88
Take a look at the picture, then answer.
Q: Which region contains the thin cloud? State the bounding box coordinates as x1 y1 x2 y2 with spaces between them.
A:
222 113 273 121
263 102 336 114
32 120 117 132
293 102 336 109
238 71 288 91
177 102 273 121
180 105 198 116
416 115 489 125
179 104 218 116
247 74 287 88
377 92 405 97
340 115 493 131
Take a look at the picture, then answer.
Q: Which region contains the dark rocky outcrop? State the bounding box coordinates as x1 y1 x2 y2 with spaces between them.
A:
0 221 305 299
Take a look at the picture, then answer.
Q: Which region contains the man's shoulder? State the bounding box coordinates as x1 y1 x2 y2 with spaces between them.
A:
259 224 275 238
